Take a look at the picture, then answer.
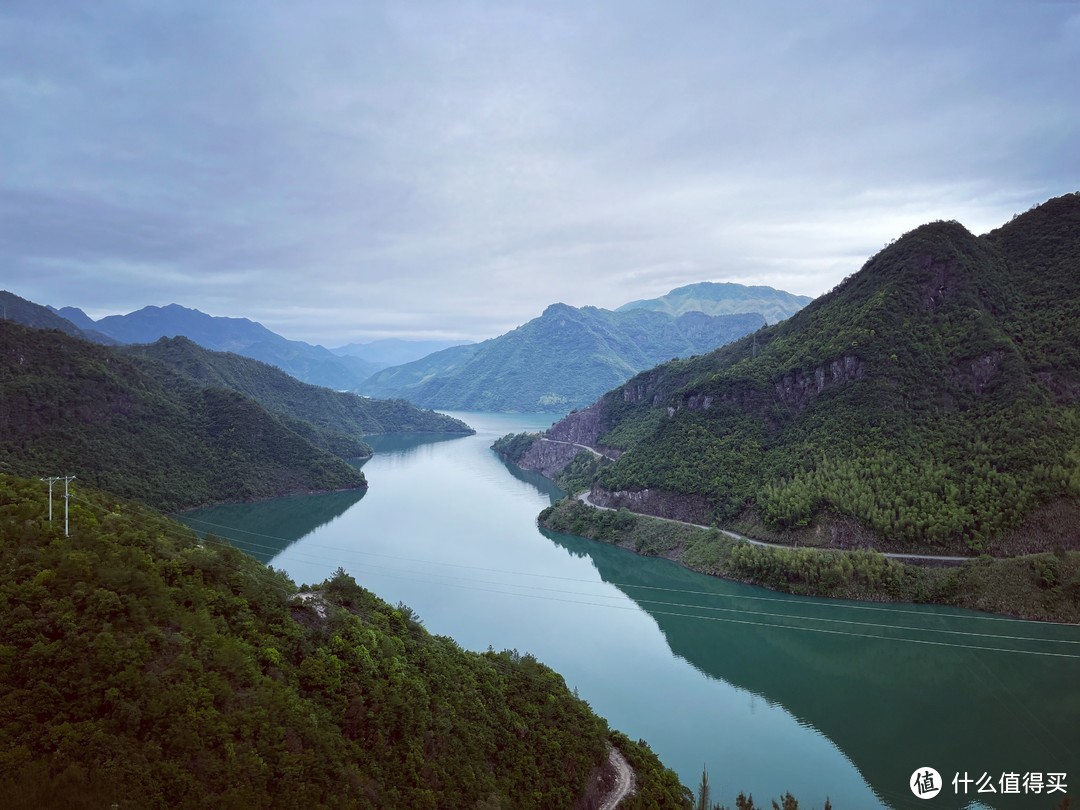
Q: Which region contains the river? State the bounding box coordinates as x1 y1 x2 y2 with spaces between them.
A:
180 412 1079 810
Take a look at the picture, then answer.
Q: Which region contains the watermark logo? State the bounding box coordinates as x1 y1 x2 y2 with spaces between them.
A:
909 768 1068 800
911 767 943 799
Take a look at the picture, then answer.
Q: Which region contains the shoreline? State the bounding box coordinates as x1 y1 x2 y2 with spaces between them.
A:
577 490 973 564
538 496 1080 623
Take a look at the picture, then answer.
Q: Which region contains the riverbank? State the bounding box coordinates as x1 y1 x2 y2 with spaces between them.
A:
539 497 1080 623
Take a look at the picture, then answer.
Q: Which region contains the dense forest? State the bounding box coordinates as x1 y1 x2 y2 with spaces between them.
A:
0 472 691 808
123 336 473 457
537 194 1080 555
0 321 366 511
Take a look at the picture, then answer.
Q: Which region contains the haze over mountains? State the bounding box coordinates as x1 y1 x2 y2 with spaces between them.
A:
330 338 474 366
26 281 811 413
618 282 813 324
48 303 383 391
360 304 767 412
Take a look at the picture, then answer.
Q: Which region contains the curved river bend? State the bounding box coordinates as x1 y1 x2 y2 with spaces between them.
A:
182 413 1079 810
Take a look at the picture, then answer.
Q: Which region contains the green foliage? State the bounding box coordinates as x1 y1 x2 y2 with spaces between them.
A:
0 473 688 808
540 498 1080 622
124 336 473 459
491 432 542 464
362 303 764 412
0 322 366 511
553 450 611 494
608 732 694 809
568 195 1080 552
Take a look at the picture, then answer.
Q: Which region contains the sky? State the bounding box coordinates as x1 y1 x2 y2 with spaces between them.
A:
2 1 1078 346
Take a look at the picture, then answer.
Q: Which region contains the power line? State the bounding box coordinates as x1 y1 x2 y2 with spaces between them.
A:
179 513 1080 629
50 492 1080 656
190 525 1080 659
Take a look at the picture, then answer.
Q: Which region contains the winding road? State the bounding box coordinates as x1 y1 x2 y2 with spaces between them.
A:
598 746 635 810
575 491 972 563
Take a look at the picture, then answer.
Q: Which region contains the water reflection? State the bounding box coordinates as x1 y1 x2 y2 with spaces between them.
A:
178 488 365 563
541 528 1080 810
363 432 470 457
180 417 1079 810
494 457 565 503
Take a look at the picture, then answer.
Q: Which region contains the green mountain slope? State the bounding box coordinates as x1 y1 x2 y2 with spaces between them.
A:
617 281 813 324
540 194 1080 554
0 473 690 808
122 337 473 458
361 303 765 412
0 322 365 511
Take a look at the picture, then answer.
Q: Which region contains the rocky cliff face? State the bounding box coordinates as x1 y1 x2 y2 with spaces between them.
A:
772 355 866 411
947 350 1005 394
516 439 587 479
589 485 715 525
546 402 610 448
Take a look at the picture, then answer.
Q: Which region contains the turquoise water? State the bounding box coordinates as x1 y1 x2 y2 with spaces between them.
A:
181 412 1079 809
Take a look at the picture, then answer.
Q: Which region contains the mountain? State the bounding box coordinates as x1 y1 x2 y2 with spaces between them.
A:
361 304 765 412
0 472 690 808
80 303 381 389
1 290 115 344
527 194 1080 555
0 321 366 511
331 337 475 367
48 305 99 332
617 281 813 324
122 336 473 458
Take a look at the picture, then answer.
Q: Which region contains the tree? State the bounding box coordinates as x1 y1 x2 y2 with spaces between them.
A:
697 765 711 810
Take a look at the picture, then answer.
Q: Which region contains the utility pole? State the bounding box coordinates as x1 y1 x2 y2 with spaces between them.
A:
63 475 75 537
40 476 56 523
40 475 76 536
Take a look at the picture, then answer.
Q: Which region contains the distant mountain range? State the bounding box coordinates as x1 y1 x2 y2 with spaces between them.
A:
360 303 766 412
1 292 115 344
48 303 381 390
524 193 1080 556
331 337 474 366
23 280 812 414
617 281 812 324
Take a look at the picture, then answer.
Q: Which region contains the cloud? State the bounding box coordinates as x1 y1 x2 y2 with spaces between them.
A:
2 1 1077 344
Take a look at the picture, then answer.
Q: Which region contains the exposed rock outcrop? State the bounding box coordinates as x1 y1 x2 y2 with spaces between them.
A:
947 350 1005 394
516 439 588 479
1036 371 1080 404
589 485 715 526
772 355 866 411
547 401 609 447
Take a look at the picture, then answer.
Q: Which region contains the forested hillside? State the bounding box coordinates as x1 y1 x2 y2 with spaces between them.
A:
362 303 764 412
0 322 365 511
539 194 1080 554
0 473 690 809
123 336 472 458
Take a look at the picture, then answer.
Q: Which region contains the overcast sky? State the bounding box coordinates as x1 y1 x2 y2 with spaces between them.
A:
2 1 1078 345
